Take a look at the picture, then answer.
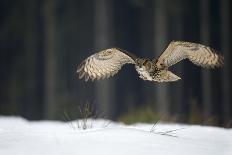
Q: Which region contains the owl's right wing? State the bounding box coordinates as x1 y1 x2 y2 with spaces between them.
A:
77 48 136 81
156 41 224 68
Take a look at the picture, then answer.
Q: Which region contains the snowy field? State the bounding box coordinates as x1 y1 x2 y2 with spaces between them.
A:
0 116 231 155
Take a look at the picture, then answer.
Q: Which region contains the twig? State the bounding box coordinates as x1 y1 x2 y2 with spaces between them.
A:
152 128 186 138
63 110 75 130
150 119 160 132
103 121 112 128
155 128 186 134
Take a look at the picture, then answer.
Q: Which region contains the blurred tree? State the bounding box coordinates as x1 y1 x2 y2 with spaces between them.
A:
153 0 169 116
43 0 57 119
200 0 213 124
24 0 43 119
168 0 189 122
221 0 231 126
94 0 116 119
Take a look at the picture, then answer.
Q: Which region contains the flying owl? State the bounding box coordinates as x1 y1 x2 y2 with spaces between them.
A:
77 41 224 82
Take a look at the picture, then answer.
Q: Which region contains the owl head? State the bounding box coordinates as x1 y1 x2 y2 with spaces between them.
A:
135 58 152 70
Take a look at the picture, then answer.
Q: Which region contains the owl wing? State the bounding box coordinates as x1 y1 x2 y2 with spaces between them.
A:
156 41 224 68
77 48 136 81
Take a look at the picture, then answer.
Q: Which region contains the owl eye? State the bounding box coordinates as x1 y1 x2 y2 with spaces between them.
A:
142 59 149 65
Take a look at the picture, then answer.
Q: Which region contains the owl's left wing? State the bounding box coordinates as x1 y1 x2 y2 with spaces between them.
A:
77 48 136 81
156 41 224 68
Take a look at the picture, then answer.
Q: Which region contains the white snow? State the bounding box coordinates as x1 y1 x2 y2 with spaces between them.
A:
0 116 231 155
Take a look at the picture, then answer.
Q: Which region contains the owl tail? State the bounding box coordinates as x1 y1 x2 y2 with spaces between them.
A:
155 71 181 82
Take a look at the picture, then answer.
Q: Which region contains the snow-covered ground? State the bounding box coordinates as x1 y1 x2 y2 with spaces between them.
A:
0 116 231 155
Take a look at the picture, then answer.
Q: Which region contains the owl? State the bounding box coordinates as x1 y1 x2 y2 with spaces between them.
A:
77 41 224 82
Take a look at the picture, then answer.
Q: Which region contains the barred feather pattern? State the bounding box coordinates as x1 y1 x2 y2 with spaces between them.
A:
77 48 135 81
187 48 224 68
157 41 224 68
76 41 224 83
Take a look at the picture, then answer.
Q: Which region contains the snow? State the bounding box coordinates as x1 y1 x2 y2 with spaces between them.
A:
0 116 231 155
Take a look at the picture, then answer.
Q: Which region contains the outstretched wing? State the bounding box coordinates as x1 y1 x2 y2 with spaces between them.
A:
77 48 136 81
156 41 224 68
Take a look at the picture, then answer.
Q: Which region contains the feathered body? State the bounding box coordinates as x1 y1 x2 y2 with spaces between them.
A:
77 41 224 82
134 58 179 82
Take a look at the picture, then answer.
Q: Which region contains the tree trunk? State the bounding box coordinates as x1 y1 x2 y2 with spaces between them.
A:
153 0 169 117
24 0 41 119
94 0 116 119
220 0 231 127
200 0 213 124
169 0 188 122
140 0 155 104
43 0 57 119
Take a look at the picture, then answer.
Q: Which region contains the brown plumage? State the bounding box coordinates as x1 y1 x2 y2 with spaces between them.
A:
77 41 224 82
